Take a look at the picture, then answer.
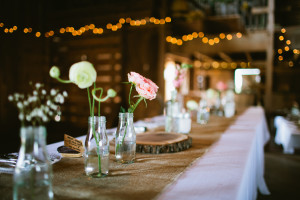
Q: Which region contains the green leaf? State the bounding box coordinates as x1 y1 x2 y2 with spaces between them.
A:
120 106 126 113
181 63 193 69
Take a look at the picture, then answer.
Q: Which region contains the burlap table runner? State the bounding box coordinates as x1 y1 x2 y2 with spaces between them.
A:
0 114 240 200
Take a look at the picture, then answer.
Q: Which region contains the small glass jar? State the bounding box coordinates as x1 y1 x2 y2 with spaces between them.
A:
115 113 136 164
174 112 191 134
197 99 210 124
13 126 53 200
84 116 109 178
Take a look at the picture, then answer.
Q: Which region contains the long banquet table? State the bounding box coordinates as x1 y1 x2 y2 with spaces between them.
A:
0 106 270 200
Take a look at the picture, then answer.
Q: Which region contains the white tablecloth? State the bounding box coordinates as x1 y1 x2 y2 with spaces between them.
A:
274 116 300 154
157 106 270 200
46 107 270 200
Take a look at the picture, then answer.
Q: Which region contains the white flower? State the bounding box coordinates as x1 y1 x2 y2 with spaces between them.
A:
49 66 60 78
8 95 13 101
33 91 38 96
42 90 46 95
55 94 64 104
19 113 24 121
17 102 23 109
23 101 29 106
26 115 31 121
69 61 97 89
186 100 198 111
42 116 48 122
63 91 68 97
50 89 57 96
35 83 41 89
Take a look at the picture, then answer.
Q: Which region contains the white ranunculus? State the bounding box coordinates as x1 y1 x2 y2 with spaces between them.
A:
69 61 97 89
42 89 46 95
8 95 13 101
186 100 198 111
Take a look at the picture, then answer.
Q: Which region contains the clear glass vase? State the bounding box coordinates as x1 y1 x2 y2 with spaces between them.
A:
13 126 53 200
84 116 109 178
115 113 136 164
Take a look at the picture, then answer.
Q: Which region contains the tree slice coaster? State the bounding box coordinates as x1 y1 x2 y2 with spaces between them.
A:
136 132 192 154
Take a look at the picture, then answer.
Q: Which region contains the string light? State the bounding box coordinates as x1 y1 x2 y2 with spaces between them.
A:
193 61 252 70
0 16 170 38
167 32 243 46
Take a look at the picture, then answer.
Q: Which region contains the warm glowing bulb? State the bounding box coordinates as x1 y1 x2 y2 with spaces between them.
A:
165 17 171 23
198 32 204 38
116 23 122 28
24 28 28 33
150 17 155 23
231 62 237 69
236 32 242 38
106 23 112 29
28 28 32 33
281 28 286 33
36 32 41 37
45 32 49 37
177 39 183 45
13 26 17 30
286 40 291 45
171 38 177 44
112 25 117 31
49 30 54 36
278 56 283 61
226 34 233 40
141 19 146 25
9 28 13 33
240 62 247 68
4 28 8 33
160 19 165 24
219 33 225 39
136 20 141 26
84 25 90 31
0 23 4 27
187 34 193 40
93 28 98 34
166 36 172 42
208 39 214 45
212 62 219 68
60 28 65 34
130 20 136 26
284 46 289 51
221 62 227 68
126 18 131 23
289 61 294 67
279 36 284 41
98 28 103 34
202 37 208 43
154 19 160 24
182 35 188 41
119 18 125 24
293 49 299 54
214 37 220 43
278 49 282 54
89 24 95 29
192 32 198 38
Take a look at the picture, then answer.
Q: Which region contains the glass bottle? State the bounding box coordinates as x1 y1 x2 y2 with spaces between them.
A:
165 90 180 132
13 126 53 200
84 116 109 178
115 113 136 164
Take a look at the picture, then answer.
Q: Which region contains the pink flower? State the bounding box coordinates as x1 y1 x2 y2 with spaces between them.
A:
128 72 145 85
128 72 158 100
216 81 227 91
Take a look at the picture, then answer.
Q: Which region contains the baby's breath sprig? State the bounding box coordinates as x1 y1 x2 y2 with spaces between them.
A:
8 82 68 127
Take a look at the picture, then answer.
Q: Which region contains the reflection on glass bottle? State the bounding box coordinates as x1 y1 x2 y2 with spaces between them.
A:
165 90 180 132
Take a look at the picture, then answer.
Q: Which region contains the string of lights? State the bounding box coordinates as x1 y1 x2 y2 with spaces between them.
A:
166 32 243 46
0 17 172 38
193 60 253 70
277 28 300 67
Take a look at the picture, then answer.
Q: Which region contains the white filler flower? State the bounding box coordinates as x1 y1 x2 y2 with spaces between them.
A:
69 61 97 89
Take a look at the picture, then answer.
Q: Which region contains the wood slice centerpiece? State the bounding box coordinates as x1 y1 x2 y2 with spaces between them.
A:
136 132 192 154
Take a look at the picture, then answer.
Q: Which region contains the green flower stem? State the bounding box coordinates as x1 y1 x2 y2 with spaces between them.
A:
55 77 72 84
87 88 92 116
128 84 133 107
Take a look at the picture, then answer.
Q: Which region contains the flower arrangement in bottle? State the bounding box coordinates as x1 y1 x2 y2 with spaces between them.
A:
49 61 116 177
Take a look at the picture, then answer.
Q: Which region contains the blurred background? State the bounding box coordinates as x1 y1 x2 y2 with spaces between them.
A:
1 0 300 153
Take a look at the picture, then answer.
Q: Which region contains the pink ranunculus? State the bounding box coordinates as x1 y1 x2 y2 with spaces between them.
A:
136 82 157 100
216 81 227 91
144 77 158 93
128 72 145 85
